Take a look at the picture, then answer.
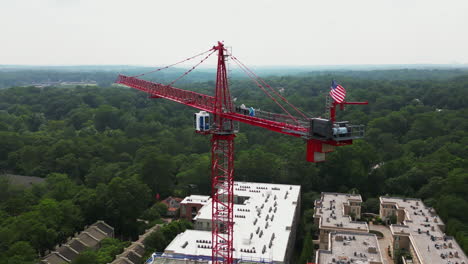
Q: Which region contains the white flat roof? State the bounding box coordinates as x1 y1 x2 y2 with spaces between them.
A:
165 181 301 263
314 192 368 232
180 195 210 205
381 197 468 264
316 231 383 264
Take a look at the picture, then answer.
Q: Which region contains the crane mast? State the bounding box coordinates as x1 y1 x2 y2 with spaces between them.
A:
211 42 235 264
115 42 367 264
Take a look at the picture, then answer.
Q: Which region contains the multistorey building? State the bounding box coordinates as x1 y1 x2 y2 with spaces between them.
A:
179 195 210 222
149 181 301 264
315 231 384 264
314 192 369 249
380 197 467 264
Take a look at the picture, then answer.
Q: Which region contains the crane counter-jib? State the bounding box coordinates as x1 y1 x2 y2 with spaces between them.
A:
116 74 310 138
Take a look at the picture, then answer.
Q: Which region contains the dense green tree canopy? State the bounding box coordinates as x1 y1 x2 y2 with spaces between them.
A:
0 69 467 263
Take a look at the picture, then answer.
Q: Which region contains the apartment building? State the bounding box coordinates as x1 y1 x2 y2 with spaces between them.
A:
315 231 384 264
314 192 369 249
179 195 210 221
148 181 301 264
380 197 467 264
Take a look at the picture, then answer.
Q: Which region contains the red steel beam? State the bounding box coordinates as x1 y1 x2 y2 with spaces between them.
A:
117 75 310 137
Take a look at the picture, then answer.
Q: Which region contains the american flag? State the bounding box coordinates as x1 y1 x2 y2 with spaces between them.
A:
330 80 346 103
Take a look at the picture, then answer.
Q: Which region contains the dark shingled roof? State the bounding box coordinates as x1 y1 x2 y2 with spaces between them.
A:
133 244 145 256
69 239 87 252
42 253 69 264
126 251 141 264
42 221 113 264
86 226 107 240
57 246 78 261
92 221 114 236
76 232 99 247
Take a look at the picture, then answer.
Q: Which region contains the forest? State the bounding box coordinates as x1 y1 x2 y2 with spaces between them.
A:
0 69 467 263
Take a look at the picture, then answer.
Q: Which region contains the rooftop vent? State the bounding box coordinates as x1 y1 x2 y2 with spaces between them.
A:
181 241 188 248
368 246 377 253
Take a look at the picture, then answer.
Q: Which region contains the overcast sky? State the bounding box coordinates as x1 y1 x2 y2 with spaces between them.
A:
1 0 467 66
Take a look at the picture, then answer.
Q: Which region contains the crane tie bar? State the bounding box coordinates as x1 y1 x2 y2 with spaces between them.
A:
131 48 214 78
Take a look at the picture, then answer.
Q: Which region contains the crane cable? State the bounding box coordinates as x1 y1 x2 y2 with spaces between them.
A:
131 48 214 78
166 49 217 86
227 52 308 120
228 55 299 124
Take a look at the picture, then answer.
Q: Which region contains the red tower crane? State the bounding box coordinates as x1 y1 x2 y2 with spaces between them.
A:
116 42 367 264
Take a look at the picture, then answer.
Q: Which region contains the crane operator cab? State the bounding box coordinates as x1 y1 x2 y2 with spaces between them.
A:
194 111 210 132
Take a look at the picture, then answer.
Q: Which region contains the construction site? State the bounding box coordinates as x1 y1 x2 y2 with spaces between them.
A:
114 42 467 264
146 182 300 264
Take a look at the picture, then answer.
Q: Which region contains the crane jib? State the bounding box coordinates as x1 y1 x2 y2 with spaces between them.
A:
116 74 309 137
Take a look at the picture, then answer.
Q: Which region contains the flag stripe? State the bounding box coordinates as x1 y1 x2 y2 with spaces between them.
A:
330 82 346 103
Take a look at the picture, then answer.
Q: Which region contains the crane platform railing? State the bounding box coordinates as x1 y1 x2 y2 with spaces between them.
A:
235 106 310 128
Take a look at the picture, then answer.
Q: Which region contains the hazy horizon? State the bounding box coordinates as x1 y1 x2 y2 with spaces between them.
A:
1 0 467 66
